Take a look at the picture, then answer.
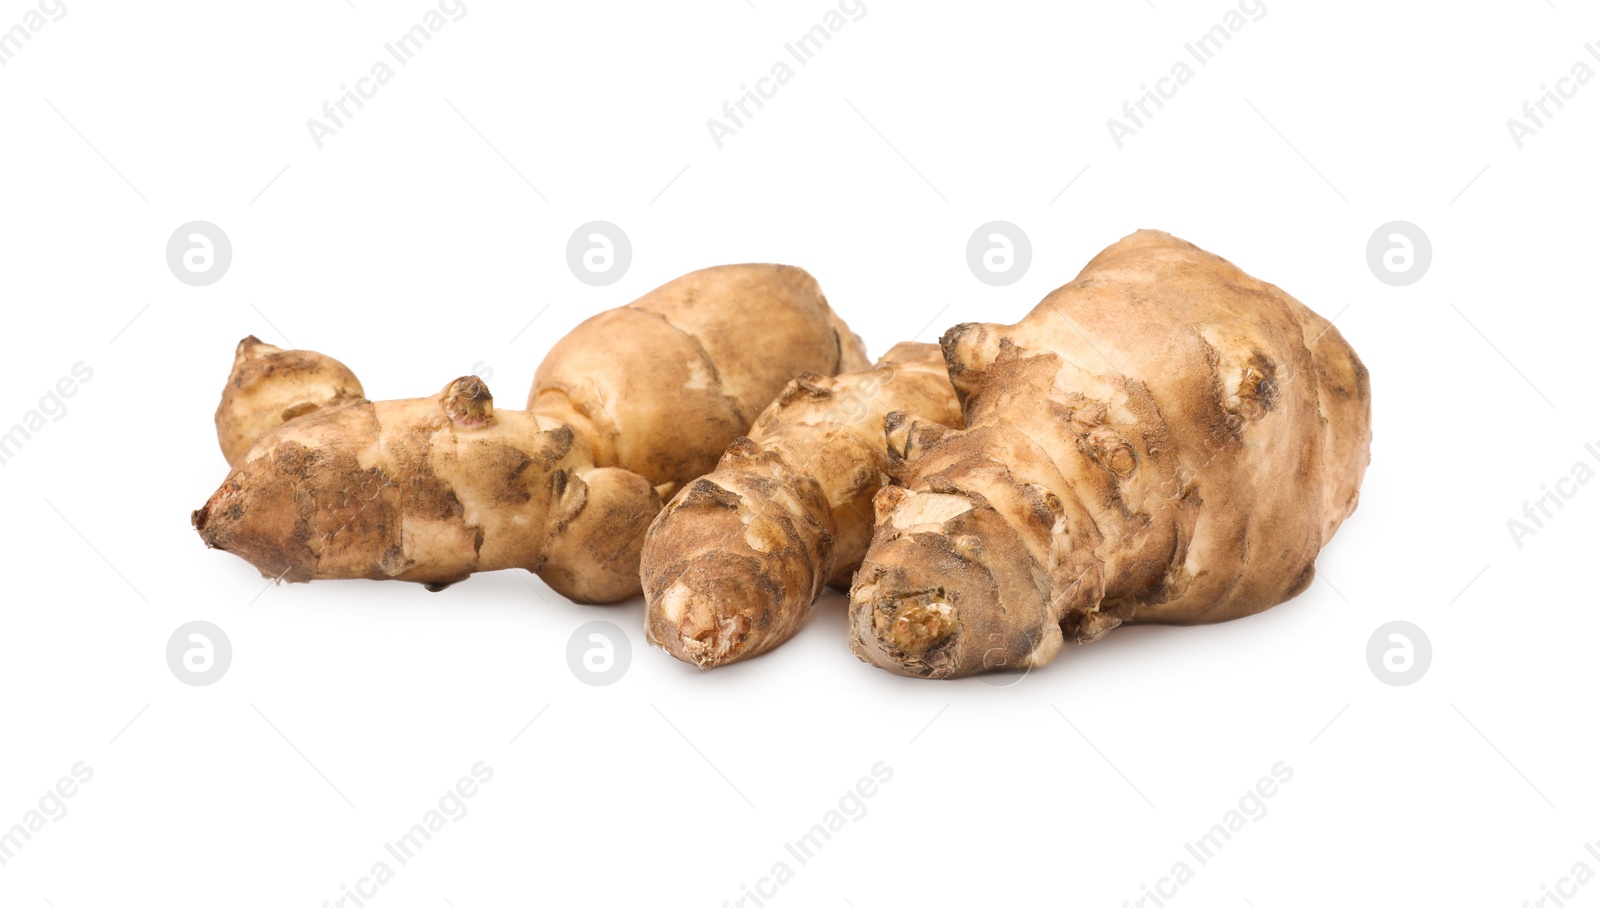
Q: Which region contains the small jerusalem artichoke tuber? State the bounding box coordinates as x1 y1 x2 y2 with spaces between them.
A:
640 342 962 668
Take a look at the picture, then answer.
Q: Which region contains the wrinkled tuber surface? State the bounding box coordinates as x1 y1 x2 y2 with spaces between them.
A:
850 231 1371 678
195 264 869 603
642 342 962 668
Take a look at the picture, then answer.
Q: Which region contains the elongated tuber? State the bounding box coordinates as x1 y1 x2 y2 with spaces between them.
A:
849 231 1371 678
641 342 962 668
195 264 869 602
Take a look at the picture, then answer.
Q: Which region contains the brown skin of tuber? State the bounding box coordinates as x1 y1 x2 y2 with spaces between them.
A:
641 342 962 668
849 230 1372 678
214 336 364 467
194 376 660 601
530 263 870 492
195 264 869 603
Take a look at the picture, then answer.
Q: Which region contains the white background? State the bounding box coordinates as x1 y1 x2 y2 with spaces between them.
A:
2 1 1596 906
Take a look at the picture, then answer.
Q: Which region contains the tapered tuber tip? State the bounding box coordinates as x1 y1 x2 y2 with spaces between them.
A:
872 484 911 524
654 581 754 669
192 469 309 583
646 553 778 669
884 411 913 460
938 322 985 370
234 335 275 360
642 465 835 669
938 322 979 349
215 339 366 466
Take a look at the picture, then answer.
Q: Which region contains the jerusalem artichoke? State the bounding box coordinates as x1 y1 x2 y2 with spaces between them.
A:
194 264 869 602
641 342 962 668
849 231 1371 678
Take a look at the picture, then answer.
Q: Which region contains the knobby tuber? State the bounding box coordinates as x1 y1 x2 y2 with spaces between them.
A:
194 264 869 602
641 342 962 668
214 336 364 467
849 230 1371 678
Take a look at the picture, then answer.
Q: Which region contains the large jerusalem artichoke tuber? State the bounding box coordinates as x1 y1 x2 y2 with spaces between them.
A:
194 264 869 602
849 230 1371 678
641 342 962 668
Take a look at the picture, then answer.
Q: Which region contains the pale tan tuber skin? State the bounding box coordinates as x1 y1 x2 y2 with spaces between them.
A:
530 263 870 491
849 231 1372 679
640 342 962 668
214 336 364 467
195 264 869 603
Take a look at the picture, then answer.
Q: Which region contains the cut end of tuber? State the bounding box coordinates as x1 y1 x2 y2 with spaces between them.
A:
883 598 956 658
